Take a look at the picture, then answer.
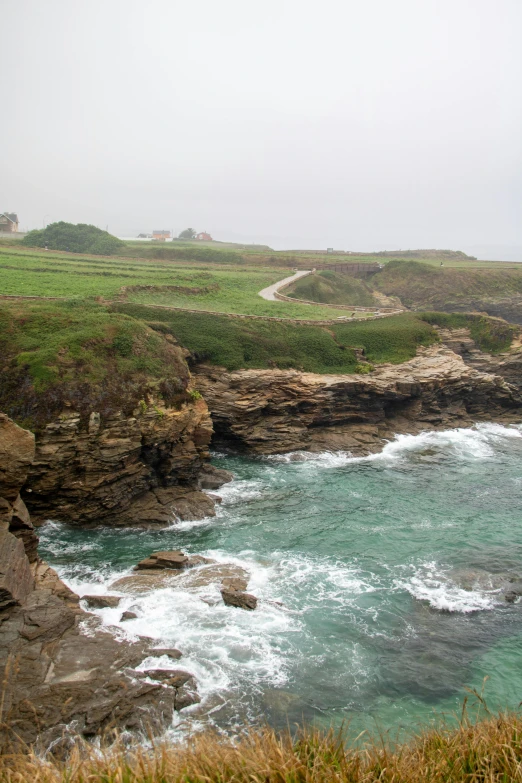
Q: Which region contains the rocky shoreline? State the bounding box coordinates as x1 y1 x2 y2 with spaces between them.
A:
2 331 522 748
21 397 230 528
193 343 522 456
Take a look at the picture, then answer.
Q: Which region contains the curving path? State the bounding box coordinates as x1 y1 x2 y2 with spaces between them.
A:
258 270 311 301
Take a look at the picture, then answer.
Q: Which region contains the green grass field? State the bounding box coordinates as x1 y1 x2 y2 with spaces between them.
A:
0 246 369 320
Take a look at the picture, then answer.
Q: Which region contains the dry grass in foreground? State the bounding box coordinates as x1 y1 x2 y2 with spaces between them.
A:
1 709 522 783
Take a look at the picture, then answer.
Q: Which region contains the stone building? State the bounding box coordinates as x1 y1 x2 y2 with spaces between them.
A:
0 212 19 232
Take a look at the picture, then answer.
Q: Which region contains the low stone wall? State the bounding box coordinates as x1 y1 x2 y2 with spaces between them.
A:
274 288 402 314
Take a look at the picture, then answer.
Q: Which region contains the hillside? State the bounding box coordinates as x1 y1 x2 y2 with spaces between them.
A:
371 261 522 322
283 269 379 306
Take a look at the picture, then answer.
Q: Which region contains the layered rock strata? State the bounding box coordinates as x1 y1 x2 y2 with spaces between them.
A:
0 415 197 749
22 398 220 527
436 327 522 393
194 345 521 455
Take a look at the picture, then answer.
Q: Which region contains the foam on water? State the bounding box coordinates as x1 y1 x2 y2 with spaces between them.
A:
38 422 522 736
264 423 522 472
398 562 500 613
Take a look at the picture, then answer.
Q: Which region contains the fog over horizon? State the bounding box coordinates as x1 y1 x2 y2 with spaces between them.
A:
2 0 521 259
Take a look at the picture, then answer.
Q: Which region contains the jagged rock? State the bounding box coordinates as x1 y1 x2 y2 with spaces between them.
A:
151 647 182 660
194 345 522 455
111 562 249 596
144 668 193 686
0 528 34 611
0 413 35 501
186 554 217 567
222 575 249 592
82 595 121 609
197 463 234 490
135 550 189 570
7 496 39 563
143 669 200 710
221 589 258 610
120 610 138 621
111 571 184 594
21 399 216 527
0 412 189 747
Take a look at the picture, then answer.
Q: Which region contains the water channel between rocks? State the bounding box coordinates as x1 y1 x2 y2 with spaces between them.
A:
38 422 522 740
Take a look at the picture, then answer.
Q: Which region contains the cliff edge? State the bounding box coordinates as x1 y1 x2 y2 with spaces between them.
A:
194 345 522 455
0 414 198 749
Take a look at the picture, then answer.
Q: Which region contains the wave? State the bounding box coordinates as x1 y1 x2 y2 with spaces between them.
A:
398 562 500 613
263 423 522 471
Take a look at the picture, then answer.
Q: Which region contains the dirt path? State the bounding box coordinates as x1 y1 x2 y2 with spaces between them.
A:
258 270 311 301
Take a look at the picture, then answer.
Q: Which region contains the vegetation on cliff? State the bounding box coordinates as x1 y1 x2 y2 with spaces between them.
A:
115 304 438 371
420 312 517 354
283 269 379 307
0 300 189 429
372 260 522 310
3 710 522 782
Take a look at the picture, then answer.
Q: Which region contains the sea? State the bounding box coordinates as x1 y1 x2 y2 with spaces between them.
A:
38 422 522 740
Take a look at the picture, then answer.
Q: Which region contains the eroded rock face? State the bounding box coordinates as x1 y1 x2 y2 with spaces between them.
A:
22 399 218 527
0 413 193 749
194 346 521 455
0 415 37 610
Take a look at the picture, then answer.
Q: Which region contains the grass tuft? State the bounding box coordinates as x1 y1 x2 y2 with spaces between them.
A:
2 711 522 782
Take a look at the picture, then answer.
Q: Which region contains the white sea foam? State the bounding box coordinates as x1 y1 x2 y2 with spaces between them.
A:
398 562 500 613
264 423 522 472
216 479 266 504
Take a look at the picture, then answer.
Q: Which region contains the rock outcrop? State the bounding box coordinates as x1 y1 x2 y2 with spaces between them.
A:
22 398 226 527
0 415 197 749
193 345 521 455
436 326 522 393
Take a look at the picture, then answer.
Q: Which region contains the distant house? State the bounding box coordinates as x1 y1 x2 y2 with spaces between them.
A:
0 213 19 232
137 232 152 238
152 230 171 241
196 231 212 241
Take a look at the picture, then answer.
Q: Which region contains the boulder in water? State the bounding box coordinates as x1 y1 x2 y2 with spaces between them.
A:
83 595 121 609
198 463 234 490
221 588 257 610
135 550 189 570
121 610 138 621
143 668 200 710
151 647 182 660
111 571 183 594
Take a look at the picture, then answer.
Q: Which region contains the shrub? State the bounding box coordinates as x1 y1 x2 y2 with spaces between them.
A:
22 222 125 255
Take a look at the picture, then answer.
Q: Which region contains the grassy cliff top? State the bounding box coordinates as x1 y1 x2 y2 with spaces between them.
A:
0 300 189 429
114 304 439 371
372 260 522 308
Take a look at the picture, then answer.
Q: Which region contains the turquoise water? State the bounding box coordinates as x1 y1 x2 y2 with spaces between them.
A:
39 423 522 738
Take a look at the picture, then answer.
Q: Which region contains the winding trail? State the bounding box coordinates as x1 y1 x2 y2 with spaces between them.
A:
258 270 311 301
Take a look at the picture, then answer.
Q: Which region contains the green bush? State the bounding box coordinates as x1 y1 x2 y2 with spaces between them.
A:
22 222 125 255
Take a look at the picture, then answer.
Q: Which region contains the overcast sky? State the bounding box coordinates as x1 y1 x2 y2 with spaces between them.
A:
2 0 521 256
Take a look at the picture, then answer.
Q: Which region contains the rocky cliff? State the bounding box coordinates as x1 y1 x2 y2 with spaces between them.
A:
193 345 522 455
0 414 201 749
22 397 219 527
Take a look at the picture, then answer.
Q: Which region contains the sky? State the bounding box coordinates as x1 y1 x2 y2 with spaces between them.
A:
2 0 522 257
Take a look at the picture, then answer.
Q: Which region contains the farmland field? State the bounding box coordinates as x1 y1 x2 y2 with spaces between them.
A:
0 246 373 320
